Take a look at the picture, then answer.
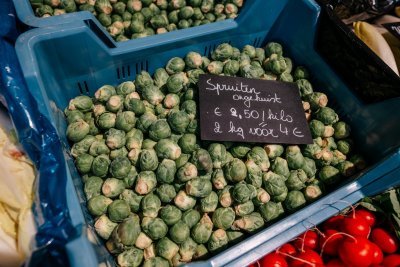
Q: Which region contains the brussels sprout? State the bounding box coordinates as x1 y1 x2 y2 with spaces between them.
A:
111 213 141 247
68 95 93 112
224 158 247 183
333 121 350 140
319 165 341 185
337 160 356 177
322 125 334 138
241 64 265 78
76 153 94 174
286 169 308 191
135 171 157 195
168 110 190 133
96 112 116 130
264 55 287 75
264 144 284 159
232 212 264 233
150 14 168 28
206 61 224 75
84 176 103 200
142 217 168 240
159 205 182 226
94 0 112 14
181 99 197 118
102 178 125 198
169 220 190 244
191 148 213 173
178 19 191 28
211 169 227 190
105 95 123 113
142 257 169 267
108 199 130 222
207 229 229 254
337 140 352 155
259 201 284 222
94 214 117 240
247 146 270 172
107 21 125 37
66 110 85 125
142 85 165 106
123 166 138 188
165 57 185 75
205 143 227 169
211 43 233 61
166 72 188 94
309 120 325 138
221 59 239 76
125 130 143 150
109 157 131 178
245 160 262 188
283 190 306 212
271 157 290 178
152 159 175 184
186 178 213 198
155 139 181 160
115 82 135 96
177 239 197 263
176 134 197 154
218 185 233 208
137 112 158 133
230 144 251 158
210 207 234 230
201 191 218 213
143 243 156 260
140 193 161 218
119 189 142 213
91 155 111 177
155 237 179 261
314 107 339 125
303 184 323 202
263 171 287 196
273 190 288 202
175 162 197 182
241 45 255 59
115 111 136 132
135 232 153 250
105 128 126 150
67 119 90 142
110 147 129 160
71 135 96 158
232 182 257 204
234 200 255 217
88 140 110 157
301 157 317 179
286 146 306 170
305 92 328 111
253 188 271 206
174 190 197 211
87 195 112 216
135 71 154 92
141 139 156 150
117 247 144 267
124 97 145 115
162 94 179 109
156 184 177 203
138 149 158 171
191 214 213 244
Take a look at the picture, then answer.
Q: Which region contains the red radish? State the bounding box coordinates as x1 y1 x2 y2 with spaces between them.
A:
319 229 344 256
290 249 323 267
339 237 375 267
277 243 296 258
341 216 370 238
323 215 344 231
293 231 319 251
259 253 288 267
382 254 400 267
371 243 384 265
354 208 376 227
370 228 399 254
325 259 346 267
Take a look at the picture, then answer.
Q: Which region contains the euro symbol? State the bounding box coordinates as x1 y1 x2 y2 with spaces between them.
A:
214 107 222 116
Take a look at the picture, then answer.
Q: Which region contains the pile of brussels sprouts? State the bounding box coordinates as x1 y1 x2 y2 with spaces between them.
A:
30 0 244 42
64 42 366 266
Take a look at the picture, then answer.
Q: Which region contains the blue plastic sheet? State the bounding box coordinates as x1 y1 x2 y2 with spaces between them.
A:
0 1 77 266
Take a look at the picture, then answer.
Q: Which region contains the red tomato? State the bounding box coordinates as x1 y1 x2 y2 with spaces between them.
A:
339 237 374 267
370 228 399 254
382 254 400 267
319 229 343 256
354 208 376 227
371 243 384 265
293 231 319 251
277 243 296 258
325 259 346 267
323 215 344 231
341 217 370 238
259 253 288 267
290 250 323 267
248 263 259 267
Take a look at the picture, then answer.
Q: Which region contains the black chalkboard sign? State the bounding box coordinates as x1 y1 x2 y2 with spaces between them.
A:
383 22 400 40
198 74 313 144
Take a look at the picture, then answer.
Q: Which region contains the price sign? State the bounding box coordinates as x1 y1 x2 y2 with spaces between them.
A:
198 74 313 144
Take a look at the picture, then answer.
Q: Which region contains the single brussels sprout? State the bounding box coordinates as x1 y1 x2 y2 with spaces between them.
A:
181 99 197 118
217 185 233 207
98 13 112 27
156 184 177 203
230 144 251 158
300 157 317 179
240 64 265 78
142 257 169 267
222 59 239 76
253 188 271 206
153 159 175 184
135 232 153 250
91 155 111 177
176 134 197 154
75 153 94 174
94 0 112 14
286 169 308 191
108 199 130 222
309 120 325 138
110 213 141 247
224 158 247 183
165 57 185 74
162 94 179 109
303 184 323 202
137 112 158 133
319 165 341 185
283 190 306 212
84 176 103 200
168 110 190 133
337 140 352 155
155 139 182 160
87 195 112 216
263 171 288 196
175 162 197 182
333 121 350 140
159 205 182 226
273 189 288 202
109 157 131 178
135 171 157 195
96 112 116 130
264 55 287 75
142 217 168 240
330 149 346 166
206 143 227 169
241 45 256 59
232 182 257 204
152 69 169 89
105 128 126 150
107 21 125 37
94 214 118 240
150 14 168 29
178 19 191 28
305 92 328 111
245 160 263 188
292 66 309 81
101 178 125 198
302 142 322 160
105 95 123 113
264 144 284 159
186 178 213 198
286 146 306 170
119 189 142 213
211 169 227 190
184 51 202 69
246 146 270 172
68 95 93 112
125 131 143 150
271 157 290 178
169 220 190 245
124 97 145 115
323 125 335 138
141 139 157 150
130 19 145 33
191 148 213 173
141 193 161 218
174 190 197 211
177 238 197 263
142 85 165 106
123 166 138 188
206 61 224 75
115 82 135 96
66 110 85 125
234 200 255 217
210 207 234 230
117 247 144 267
232 212 265 233
166 72 188 94
138 149 158 171
295 79 313 97
67 119 90 142
191 214 213 244
115 111 136 132
207 229 229 254
201 191 218 213
211 43 233 61
110 147 129 160
156 237 179 261
314 107 339 125
88 140 110 157
70 135 96 158
259 201 284 222
135 71 154 91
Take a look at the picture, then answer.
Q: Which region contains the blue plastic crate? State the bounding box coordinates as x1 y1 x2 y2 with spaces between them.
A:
14 0 400 266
